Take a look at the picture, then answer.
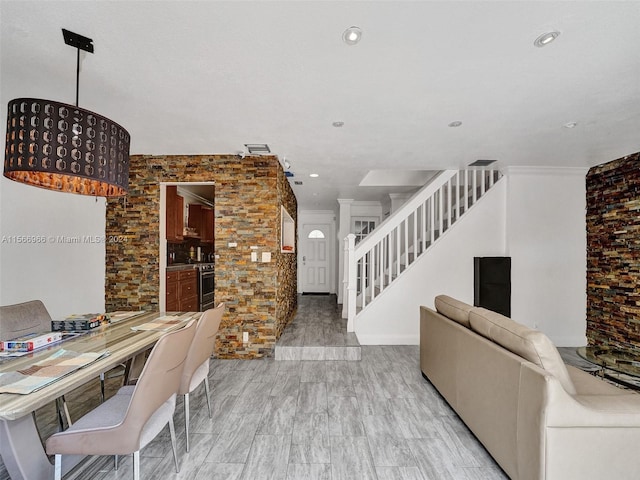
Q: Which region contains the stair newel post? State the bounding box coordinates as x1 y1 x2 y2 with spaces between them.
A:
346 234 357 331
342 235 350 319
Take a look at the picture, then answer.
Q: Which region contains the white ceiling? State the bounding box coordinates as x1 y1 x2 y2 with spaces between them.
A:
2 1 640 211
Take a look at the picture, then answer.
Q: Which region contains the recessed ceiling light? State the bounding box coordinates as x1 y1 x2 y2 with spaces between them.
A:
332 121 344 127
448 121 462 128
563 122 578 129
309 173 319 178
534 31 560 48
342 26 362 45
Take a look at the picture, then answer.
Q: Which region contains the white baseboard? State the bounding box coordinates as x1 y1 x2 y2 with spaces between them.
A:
355 333 419 345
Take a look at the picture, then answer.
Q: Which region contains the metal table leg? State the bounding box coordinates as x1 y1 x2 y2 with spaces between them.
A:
0 416 83 480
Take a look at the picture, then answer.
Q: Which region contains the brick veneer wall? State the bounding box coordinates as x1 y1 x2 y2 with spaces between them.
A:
105 154 297 358
586 153 640 349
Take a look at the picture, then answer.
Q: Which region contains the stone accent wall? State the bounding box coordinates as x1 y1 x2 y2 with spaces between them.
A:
586 153 640 349
105 154 297 358
276 166 298 337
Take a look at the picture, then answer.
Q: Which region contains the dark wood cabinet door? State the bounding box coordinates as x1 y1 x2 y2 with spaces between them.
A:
166 186 184 242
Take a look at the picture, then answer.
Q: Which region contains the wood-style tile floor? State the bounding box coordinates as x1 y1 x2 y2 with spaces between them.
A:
5 295 580 479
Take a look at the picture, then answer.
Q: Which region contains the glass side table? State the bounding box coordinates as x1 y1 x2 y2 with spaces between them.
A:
576 346 640 390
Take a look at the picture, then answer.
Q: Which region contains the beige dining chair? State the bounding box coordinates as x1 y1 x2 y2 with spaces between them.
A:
0 300 73 429
45 319 197 480
178 303 225 452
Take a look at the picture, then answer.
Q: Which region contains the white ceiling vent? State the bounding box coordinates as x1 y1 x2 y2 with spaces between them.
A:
244 144 271 155
468 159 497 167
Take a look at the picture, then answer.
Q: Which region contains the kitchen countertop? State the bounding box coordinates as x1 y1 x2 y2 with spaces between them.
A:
166 263 199 272
166 263 215 272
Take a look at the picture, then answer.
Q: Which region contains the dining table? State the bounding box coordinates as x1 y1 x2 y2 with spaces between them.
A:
0 310 201 480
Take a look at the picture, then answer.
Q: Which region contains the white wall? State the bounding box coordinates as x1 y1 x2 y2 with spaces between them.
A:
355 168 588 346
0 177 106 319
506 167 587 346
355 180 507 344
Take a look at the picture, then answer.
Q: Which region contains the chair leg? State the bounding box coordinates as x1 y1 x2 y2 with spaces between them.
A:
61 395 72 427
114 454 119 471
169 418 180 473
100 372 105 402
133 451 140 480
54 454 62 480
184 393 190 452
55 396 72 430
204 377 212 418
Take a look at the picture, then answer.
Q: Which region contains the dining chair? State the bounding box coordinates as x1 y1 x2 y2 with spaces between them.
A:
45 319 197 480
178 303 224 452
0 300 73 429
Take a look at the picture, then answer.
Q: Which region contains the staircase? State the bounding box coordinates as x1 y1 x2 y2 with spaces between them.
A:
342 168 503 331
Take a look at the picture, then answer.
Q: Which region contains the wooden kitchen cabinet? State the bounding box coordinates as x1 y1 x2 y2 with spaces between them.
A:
201 206 214 244
166 269 198 311
166 185 184 242
166 270 179 311
188 204 214 243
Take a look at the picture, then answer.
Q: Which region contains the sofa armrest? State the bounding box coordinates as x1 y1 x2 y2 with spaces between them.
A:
567 365 629 395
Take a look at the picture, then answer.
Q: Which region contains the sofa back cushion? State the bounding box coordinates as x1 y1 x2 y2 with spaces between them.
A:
469 308 576 395
434 295 473 328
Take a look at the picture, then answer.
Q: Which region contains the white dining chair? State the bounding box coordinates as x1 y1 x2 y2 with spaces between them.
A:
178 303 224 451
45 319 197 480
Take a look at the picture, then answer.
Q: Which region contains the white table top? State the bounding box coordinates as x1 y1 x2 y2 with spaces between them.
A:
0 311 200 421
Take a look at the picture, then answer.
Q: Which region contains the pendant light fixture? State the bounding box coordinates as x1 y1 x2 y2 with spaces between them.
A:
3 29 130 196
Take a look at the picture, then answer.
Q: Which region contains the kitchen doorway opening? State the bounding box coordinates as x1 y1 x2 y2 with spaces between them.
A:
159 182 215 312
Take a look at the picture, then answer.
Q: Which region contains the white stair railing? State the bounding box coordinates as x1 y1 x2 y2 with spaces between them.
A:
342 168 502 331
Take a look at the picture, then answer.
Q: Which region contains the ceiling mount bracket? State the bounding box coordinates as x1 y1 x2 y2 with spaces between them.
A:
62 29 94 53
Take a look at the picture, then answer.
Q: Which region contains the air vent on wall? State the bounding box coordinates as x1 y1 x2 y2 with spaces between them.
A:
468 159 497 167
244 144 271 154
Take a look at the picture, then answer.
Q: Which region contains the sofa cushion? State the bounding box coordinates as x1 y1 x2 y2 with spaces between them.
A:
434 295 473 328
469 308 576 395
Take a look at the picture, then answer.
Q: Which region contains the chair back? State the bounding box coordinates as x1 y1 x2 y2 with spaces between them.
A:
122 319 197 434
0 300 52 341
179 303 224 394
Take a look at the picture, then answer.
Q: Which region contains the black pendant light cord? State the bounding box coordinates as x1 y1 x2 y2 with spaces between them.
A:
75 47 80 107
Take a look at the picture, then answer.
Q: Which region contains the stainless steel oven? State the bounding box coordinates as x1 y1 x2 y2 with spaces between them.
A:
198 263 215 311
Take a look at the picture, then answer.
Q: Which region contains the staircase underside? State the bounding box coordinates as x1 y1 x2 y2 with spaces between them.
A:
275 294 361 361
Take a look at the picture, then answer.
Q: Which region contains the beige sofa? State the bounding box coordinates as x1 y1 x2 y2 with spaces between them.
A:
420 295 640 480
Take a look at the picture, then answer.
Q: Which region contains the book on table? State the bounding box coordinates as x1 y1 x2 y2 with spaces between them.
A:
1 332 63 352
